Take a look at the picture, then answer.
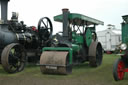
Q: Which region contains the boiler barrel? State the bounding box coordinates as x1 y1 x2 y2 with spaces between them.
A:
0 30 18 49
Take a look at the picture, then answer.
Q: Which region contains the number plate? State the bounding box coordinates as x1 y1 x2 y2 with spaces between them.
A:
46 66 57 70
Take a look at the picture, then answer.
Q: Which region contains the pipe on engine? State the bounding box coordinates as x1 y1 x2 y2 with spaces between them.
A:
62 9 70 37
0 0 10 22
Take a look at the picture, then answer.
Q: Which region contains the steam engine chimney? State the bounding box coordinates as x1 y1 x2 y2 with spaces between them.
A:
122 15 128 24
0 0 10 22
62 8 70 37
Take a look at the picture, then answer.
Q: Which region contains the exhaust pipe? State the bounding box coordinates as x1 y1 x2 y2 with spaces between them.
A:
122 15 128 24
0 0 10 22
62 8 70 37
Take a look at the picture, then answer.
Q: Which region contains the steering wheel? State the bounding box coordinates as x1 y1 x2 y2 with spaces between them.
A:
38 17 53 41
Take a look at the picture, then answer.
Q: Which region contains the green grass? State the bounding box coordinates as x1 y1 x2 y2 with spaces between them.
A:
0 54 128 85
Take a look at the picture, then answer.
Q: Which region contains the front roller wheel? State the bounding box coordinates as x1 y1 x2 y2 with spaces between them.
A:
113 58 125 81
40 51 72 75
1 43 26 73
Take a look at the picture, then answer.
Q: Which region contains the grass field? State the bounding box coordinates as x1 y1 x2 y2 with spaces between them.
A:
0 54 128 85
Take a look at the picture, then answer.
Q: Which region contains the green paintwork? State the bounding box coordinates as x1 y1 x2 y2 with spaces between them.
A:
122 15 128 44
72 32 76 39
122 23 128 44
54 13 104 25
76 35 83 44
85 28 92 47
43 47 72 64
72 44 81 52
72 32 84 44
72 32 83 52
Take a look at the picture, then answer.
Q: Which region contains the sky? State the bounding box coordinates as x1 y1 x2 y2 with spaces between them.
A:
5 0 128 33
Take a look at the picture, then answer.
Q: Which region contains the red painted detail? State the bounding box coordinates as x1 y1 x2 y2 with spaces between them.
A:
32 26 38 32
117 60 125 80
124 68 128 72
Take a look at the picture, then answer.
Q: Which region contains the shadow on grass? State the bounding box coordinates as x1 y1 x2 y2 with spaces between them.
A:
0 64 39 76
73 63 91 69
26 63 38 68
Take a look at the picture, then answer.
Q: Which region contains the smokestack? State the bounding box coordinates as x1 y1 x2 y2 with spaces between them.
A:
122 15 128 24
0 0 10 22
62 8 69 37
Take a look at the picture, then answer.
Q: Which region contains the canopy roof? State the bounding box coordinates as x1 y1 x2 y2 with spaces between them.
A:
54 13 104 26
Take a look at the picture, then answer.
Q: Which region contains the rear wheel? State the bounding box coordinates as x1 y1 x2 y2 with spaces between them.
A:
89 41 103 67
113 58 125 81
1 43 26 73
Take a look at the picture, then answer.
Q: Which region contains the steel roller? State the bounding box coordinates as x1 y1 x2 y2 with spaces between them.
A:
40 51 72 74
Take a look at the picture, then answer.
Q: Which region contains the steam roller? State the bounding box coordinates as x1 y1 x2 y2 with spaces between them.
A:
40 9 104 74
